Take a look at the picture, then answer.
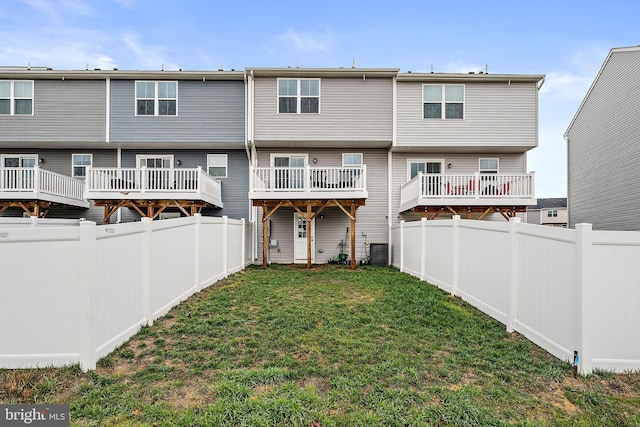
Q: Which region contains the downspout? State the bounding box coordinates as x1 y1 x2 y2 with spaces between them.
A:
388 73 397 264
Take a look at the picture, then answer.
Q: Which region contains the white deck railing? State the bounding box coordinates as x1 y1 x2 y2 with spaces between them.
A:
0 166 87 204
250 165 367 193
400 173 535 209
85 167 223 207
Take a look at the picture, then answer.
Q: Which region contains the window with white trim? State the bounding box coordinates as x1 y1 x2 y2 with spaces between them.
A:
479 158 499 174
136 154 174 168
0 80 33 115
423 84 464 119
278 79 320 114
72 154 92 178
408 160 443 179
342 153 362 167
207 154 227 178
136 81 177 116
547 209 558 218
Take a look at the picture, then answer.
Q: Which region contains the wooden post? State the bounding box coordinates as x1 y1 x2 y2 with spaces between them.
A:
350 202 356 270
262 213 268 267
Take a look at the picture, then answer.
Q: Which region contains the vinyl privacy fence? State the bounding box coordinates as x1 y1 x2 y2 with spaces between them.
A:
392 216 640 374
0 215 253 371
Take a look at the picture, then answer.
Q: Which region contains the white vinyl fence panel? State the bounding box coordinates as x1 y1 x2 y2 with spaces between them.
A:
392 217 640 374
0 215 253 371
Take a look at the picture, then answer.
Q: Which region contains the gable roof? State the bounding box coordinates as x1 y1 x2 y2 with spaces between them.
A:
564 46 640 138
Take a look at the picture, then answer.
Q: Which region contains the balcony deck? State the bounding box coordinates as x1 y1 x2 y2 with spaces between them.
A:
400 172 536 215
85 167 223 207
0 167 89 215
249 166 367 200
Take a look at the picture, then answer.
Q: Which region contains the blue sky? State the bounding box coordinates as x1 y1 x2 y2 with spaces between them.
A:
1 0 639 197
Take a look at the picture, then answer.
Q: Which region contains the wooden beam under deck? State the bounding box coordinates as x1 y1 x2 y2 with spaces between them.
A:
254 198 366 270
0 201 53 218
413 205 527 221
93 199 211 224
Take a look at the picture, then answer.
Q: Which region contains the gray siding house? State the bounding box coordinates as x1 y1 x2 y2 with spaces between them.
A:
394 72 543 223
247 68 396 268
2 63 544 267
0 67 248 223
565 46 640 230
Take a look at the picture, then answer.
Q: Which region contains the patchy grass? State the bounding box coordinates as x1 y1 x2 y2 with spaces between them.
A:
2 265 639 426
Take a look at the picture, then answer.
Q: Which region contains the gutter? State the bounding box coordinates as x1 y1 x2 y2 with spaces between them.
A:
537 76 545 91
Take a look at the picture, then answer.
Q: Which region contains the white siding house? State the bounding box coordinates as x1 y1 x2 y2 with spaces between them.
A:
565 46 640 230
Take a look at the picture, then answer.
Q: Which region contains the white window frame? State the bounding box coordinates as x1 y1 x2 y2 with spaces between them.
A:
135 154 175 168
0 80 34 115
1 154 38 167
422 84 464 120
342 153 363 167
207 154 228 178
406 159 444 181
270 153 308 167
135 81 178 116
277 78 320 114
71 153 93 178
547 209 558 218
479 158 499 174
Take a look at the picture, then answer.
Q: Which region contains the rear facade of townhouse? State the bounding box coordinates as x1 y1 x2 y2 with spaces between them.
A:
1 65 543 265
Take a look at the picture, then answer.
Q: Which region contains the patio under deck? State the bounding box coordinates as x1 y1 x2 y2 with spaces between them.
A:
85 167 223 223
249 166 368 270
0 166 89 217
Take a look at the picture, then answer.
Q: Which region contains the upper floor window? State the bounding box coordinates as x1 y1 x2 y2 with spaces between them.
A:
0 81 33 115
547 209 558 218
342 153 363 167
136 81 177 116
479 158 499 174
278 79 320 114
72 154 92 178
207 154 227 178
423 84 464 119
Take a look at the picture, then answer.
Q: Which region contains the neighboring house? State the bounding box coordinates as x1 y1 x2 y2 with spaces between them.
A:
527 198 567 227
565 46 640 230
394 71 543 223
1 64 544 266
0 67 248 223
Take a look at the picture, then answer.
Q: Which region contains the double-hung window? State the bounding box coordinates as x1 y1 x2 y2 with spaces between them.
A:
72 154 93 178
547 209 558 218
342 153 363 167
136 81 177 116
0 80 34 115
423 84 464 119
207 154 227 178
278 79 320 114
479 158 499 174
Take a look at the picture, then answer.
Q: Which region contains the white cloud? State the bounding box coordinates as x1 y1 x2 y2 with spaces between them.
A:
265 27 334 59
122 32 179 70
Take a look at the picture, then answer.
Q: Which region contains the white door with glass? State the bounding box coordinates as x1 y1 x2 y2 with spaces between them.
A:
2 155 37 189
136 155 174 190
272 155 306 190
294 213 315 263
409 160 443 196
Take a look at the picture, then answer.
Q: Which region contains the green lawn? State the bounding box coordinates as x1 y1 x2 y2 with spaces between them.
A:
2 265 639 426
